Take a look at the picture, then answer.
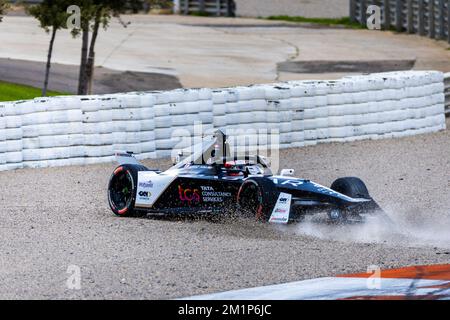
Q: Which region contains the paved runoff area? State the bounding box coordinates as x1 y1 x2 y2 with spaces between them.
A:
0 119 449 299
0 15 449 91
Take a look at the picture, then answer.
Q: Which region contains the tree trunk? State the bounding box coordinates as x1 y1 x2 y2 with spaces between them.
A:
77 23 89 95
85 11 101 95
43 26 57 97
87 51 95 95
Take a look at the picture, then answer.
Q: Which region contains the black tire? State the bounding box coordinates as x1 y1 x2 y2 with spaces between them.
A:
330 177 371 199
330 177 375 222
236 177 278 221
108 164 149 217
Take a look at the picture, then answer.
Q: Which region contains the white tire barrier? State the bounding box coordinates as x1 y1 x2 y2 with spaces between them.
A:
152 89 213 158
445 73 450 116
0 71 446 171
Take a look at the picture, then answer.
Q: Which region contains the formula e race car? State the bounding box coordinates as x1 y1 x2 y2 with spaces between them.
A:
107 130 383 224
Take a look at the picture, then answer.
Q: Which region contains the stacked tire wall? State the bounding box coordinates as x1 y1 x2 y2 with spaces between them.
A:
445 73 450 116
0 71 446 172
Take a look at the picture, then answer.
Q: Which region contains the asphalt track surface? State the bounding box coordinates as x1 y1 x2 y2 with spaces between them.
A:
0 119 449 299
0 58 182 94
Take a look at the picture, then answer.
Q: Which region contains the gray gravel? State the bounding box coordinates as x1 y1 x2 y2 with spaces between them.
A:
0 120 449 299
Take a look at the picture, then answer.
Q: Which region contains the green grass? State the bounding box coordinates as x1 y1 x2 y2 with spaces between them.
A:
265 16 365 29
0 81 66 102
189 11 211 17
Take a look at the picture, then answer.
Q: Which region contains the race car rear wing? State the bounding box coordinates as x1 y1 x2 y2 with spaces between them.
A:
114 151 142 166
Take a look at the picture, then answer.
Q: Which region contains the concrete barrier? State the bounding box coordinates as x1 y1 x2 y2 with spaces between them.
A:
0 71 446 171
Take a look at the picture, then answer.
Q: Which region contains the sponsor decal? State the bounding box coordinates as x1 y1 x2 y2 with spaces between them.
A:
178 186 201 204
200 186 232 203
272 178 305 187
138 179 154 189
136 174 154 204
135 172 176 208
270 217 288 222
138 191 151 198
115 152 133 158
269 192 292 224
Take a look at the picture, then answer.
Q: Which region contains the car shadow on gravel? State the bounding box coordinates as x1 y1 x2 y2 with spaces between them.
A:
139 211 289 240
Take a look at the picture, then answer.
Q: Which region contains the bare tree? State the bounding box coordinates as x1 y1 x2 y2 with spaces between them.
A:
72 0 146 95
27 1 70 96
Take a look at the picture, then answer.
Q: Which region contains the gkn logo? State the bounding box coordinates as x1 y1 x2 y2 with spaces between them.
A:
139 191 151 198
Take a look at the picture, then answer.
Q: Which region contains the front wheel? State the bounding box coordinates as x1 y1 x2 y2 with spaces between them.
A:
108 164 149 217
327 208 347 222
329 177 371 222
330 177 370 199
330 176 385 223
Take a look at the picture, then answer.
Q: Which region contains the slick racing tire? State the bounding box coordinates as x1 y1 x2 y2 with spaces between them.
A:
331 177 391 224
329 177 371 222
330 177 370 199
237 177 278 222
108 164 149 217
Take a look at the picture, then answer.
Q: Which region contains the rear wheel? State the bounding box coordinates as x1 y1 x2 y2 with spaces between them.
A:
237 178 278 222
108 164 149 217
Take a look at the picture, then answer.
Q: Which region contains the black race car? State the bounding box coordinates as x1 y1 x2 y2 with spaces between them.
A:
107 130 383 224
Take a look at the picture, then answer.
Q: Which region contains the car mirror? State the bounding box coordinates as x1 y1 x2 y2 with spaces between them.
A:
280 169 295 177
173 151 183 165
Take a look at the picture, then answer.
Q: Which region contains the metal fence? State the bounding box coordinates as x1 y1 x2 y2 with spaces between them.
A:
176 0 235 16
350 0 450 43
445 73 450 116
9 0 43 3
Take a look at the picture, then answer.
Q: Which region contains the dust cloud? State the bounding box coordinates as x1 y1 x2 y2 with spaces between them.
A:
282 209 450 249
